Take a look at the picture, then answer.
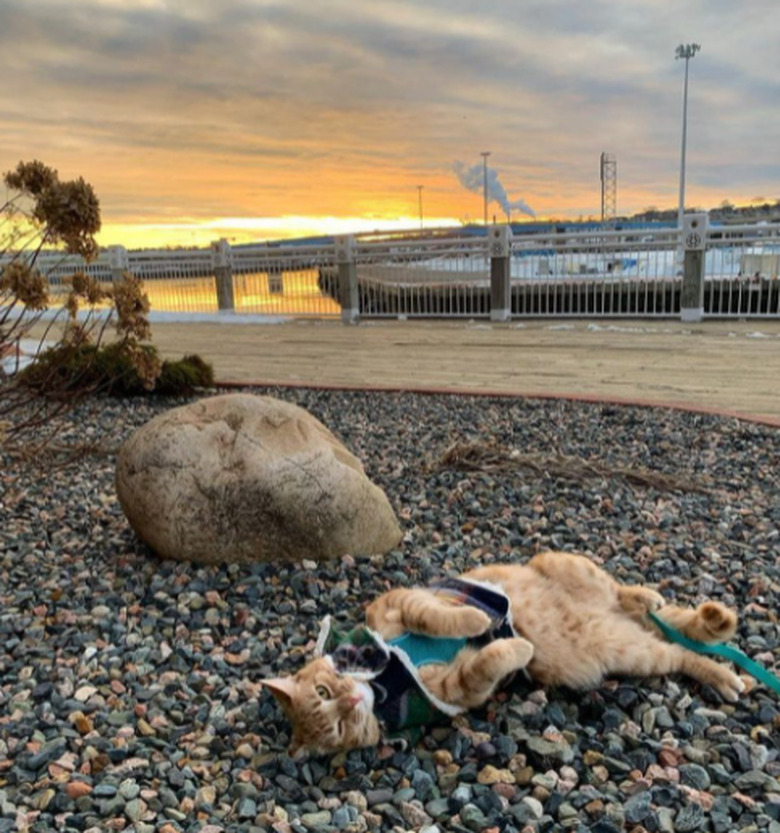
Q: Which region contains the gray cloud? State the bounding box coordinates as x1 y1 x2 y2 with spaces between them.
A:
1 0 779 225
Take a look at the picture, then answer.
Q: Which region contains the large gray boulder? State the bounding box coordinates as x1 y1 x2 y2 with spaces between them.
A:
115 393 402 564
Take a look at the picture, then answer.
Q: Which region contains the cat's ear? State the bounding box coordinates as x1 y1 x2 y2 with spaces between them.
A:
261 677 297 712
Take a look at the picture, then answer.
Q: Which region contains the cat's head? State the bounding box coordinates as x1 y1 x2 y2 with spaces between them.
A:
262 656 381 755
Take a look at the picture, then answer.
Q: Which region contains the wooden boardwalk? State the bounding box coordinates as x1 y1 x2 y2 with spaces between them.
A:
144 318 780 426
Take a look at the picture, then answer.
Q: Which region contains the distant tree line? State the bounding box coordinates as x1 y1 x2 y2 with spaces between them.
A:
632 198 780 224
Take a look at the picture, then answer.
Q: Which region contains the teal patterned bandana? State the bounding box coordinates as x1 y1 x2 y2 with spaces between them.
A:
316 577 520 733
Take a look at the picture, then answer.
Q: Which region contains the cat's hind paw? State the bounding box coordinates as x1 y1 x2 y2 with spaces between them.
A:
619 585 665 618
712 668 746 703
696 601 738 643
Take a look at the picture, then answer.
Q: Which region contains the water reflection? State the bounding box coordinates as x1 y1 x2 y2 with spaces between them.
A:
49 268 340 317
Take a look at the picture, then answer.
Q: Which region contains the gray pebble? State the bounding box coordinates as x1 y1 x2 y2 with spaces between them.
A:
675 802 706 832
3 389 779 833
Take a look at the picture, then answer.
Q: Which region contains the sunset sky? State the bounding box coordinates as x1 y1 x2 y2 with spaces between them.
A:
2 0 779 249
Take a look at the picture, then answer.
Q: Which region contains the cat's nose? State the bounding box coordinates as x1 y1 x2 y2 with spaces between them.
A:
341 692 364 713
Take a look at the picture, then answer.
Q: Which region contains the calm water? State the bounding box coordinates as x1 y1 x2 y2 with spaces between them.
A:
144 269 340 316
48 268 340 317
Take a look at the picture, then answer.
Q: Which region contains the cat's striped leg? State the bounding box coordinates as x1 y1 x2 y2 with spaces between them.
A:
652 601 738 644
420 637 534 709
617 587 737 646
606 631 745 703
366 588 491 641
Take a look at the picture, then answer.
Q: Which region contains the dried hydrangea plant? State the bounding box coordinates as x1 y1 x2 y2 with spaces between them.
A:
1 160 159 461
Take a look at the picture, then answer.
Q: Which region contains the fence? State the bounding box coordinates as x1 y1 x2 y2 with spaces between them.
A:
333 216 780 320
4 216 780 321
703 223 780 317
507 225 682 317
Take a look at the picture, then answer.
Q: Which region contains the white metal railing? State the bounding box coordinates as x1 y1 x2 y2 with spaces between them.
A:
0 241 341 318
127 248 216 314
704 223 780 317
3 219 780 321
352 235 489 317
1 250 116 310
12 250 114 285
509 226 682 317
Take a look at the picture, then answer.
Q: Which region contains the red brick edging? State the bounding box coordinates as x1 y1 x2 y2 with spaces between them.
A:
215 379 780 429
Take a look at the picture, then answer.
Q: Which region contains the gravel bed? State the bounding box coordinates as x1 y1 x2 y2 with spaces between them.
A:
1 386 779 833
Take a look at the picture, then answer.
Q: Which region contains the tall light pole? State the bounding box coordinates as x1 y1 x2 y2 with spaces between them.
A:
676 43 700 232
481 151 491 226
416 185 423 230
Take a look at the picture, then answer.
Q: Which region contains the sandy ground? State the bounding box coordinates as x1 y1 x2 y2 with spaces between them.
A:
21 316 780 424
127 318 780 426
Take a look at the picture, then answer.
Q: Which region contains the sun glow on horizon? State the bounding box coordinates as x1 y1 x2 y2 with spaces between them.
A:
97 215 465 250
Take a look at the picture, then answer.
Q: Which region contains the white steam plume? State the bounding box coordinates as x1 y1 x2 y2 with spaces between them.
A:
452 160 535 219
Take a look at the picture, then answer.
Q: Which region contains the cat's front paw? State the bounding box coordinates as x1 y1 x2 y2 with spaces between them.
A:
477 637 534 682
458 607 493 637
504 637 535 669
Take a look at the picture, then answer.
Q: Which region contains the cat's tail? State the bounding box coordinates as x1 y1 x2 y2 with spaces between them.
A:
653 601 737 644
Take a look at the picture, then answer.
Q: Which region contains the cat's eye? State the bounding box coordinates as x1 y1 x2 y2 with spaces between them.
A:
315 685 332 700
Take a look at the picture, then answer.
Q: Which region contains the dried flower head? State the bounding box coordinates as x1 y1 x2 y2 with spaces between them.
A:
34 178 101 261
3 160 58 197
4 161 101 263
70 271 106 305
126 343 163 391
110 273 152 342
0 261 49 310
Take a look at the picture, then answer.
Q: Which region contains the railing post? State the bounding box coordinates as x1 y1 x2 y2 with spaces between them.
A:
489 224 513 321
335 235 359 324
210 238 235 312
107 245 129 282
680 213 708 322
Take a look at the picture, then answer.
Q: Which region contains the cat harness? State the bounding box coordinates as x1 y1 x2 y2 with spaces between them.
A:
316 577 523 733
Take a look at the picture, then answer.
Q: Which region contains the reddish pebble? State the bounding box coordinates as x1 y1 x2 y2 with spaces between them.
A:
65 782 92 799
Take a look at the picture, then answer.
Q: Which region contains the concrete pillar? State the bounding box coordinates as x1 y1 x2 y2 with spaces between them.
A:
489 224 513 321
107 245 129 283
680 213 708 323
335 235 359 324
211 238 235 312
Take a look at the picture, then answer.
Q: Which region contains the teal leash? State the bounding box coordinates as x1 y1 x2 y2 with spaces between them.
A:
648 611 780 696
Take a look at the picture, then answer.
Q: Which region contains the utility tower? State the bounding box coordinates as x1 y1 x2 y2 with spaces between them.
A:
600 152 617 223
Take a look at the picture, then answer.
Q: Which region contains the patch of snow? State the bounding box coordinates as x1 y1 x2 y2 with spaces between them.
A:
1 338 53 375
148 311 291 325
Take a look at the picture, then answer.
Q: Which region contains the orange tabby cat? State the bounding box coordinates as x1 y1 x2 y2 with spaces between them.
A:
262 551 744 754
